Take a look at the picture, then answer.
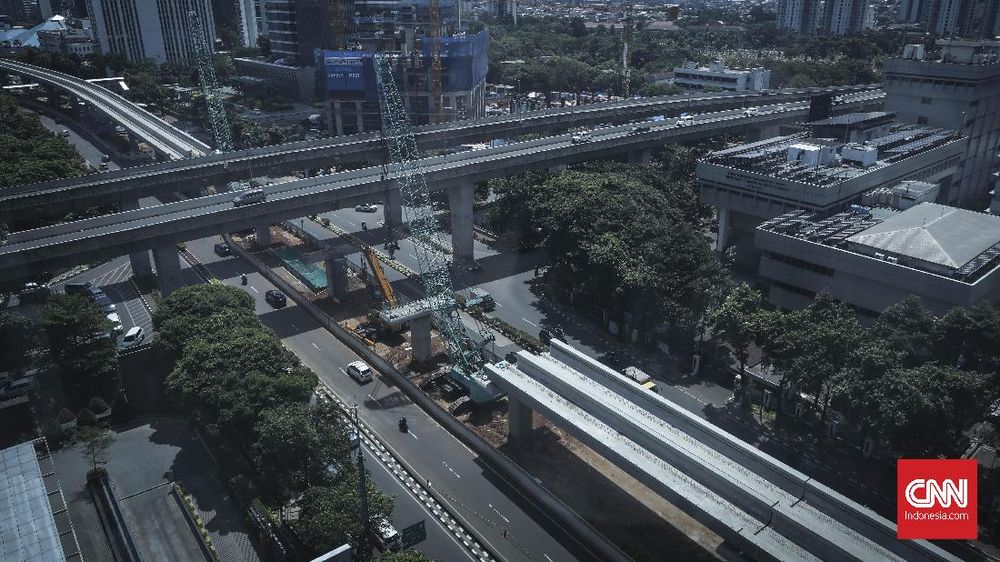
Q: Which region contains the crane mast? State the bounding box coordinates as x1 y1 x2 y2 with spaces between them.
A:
430 0 444 124
622 0 633 99
372 52 500 404
189 10 235 153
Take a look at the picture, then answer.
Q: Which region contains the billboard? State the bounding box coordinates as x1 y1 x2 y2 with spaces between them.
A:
317 50 370 93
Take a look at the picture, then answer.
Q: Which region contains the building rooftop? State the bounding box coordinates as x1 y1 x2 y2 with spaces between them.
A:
848 202 1000 271
701 120 963 190
808 111 894 127
0 440 77 561
758 203 1000 282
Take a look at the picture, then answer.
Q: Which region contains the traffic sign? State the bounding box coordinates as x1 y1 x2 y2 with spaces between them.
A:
400 520 426 549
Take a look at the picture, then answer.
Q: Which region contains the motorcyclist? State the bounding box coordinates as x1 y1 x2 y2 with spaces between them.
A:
241 273 248 285
398 416 408 432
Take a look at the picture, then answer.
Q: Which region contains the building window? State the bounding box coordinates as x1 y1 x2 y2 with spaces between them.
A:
921 97 933 105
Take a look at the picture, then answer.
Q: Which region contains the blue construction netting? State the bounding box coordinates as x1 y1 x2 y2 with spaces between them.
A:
271 247 327 292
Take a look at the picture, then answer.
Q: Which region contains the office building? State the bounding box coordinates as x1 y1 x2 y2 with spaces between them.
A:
86 0 216 64
262 0 296 61
756 203 1000 316
673 61 771 92
896 0 1000 37
491 0 517 23
778 0 874 34
884 40 1000 207
36 15 98 56
0 0 54 24
311 0 487 134
697 112 966 266
234 56 315 100
212 0 259 48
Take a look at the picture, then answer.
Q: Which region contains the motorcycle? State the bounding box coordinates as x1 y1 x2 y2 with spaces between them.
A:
241 274 248 285
361 221 368 231
398 417 408 433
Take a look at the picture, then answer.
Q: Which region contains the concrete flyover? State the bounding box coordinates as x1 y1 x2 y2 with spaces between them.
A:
0 93 886 293
487 340 958 562
0 82 882 221
0 59 210 160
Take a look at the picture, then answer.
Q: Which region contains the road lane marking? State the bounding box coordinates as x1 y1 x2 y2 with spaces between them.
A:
544 555 554 562
489 504 510 524
493 301 502 308
409 431 419 440
443 461 461 478
367 393 383 407
521 318 537 328
250 286 259 294
312 342 321 350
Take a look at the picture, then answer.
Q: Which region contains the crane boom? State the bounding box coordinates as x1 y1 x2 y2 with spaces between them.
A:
362 245 397 308
430 0 444 123
189 10 234 153
372 52 500 404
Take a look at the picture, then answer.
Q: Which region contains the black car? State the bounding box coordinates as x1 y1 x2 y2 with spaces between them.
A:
64 281 92 295
264 289 287 308
214 242 232 256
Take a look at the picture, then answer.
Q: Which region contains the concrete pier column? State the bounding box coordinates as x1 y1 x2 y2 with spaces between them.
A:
384 188 403 231
331 101 344 137
627 149 653 164
152 244 183 297
716 207 731 253
448 184 475 264
508 396 534 442
355 101 364 133
410 314 432 363
325 255 349 302
120 197 153 277
255 222 272 247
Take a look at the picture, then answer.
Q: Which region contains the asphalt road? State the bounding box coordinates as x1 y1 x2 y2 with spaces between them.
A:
33 110 121 172
183 235 583 562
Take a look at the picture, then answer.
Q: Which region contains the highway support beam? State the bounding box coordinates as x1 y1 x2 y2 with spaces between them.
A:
715 207 730 253
628 149 652 164
152 245 183 297
410 314 432 363
120 197 152 277
256 221 273 247
325 255 349 302
448 184 475 264
384 188 403 232
508 396 534 443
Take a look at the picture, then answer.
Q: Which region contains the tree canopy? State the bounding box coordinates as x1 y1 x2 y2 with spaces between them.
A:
41 295 117 402
0 94 89 188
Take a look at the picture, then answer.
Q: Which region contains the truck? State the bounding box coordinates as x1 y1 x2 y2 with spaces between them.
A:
623 366 659 394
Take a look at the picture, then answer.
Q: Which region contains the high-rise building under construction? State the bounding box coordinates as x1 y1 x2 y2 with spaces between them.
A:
264 0 487 135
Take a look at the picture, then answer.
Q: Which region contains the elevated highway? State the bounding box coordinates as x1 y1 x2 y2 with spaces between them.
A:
0 59 210 160
0 94 891 291
0 81 881 220
487 340 957 562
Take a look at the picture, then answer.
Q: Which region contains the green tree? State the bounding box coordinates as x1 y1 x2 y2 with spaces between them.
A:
760 293 861 424
711 284 767 401
379 551 432 562
0 310 35 371
932 303 1000 373
78 425 114 472
153 284 256 355
296 477 395 555
859 364 990 457
252 402 353 502
41 295 117 401
0 94 89 189
869 296 936 367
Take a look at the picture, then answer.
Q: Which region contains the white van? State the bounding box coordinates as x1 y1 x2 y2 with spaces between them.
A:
233 188 267 207
120 326 145 349
346 361 373 384
375 518 402 551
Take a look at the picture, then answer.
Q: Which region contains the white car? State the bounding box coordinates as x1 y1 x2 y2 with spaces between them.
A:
346 361 373 384
571 131 592 143
743 107 759 117
106 313 124 334
119 326 145 349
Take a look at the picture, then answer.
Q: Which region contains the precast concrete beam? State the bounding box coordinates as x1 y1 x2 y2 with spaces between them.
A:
448 184 475 264
410 314 432 363
256 221 273 247
325 255 349 302
152 244 183 297
508 396 534 442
